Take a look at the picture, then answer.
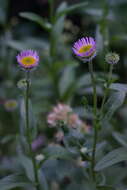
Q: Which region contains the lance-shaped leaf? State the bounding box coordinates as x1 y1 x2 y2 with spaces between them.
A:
110 83 127 93
103 91 126 121
56 2 88 18
38 169 49 190
97 185 115 190
113 132 127 148
50 2 67 56
0 173 33 190
95 147 127 171
59 64 77 98
43 145 73 160
18 154 35 182
20 12 52 31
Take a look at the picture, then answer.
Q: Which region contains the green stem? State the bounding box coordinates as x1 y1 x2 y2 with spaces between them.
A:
100 64 113 115
88 61 98 181
25 71 40 190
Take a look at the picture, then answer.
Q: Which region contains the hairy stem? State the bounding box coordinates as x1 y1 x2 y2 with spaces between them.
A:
88 61 98 181
25 71 40 190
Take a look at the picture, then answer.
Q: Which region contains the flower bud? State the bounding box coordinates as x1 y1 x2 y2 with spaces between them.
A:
105 52 120 64
17 79 30 90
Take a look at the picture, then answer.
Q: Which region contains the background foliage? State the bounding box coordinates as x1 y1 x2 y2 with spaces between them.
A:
1 0 127 189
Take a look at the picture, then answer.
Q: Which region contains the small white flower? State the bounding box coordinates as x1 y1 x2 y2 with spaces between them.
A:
80 147 88 154
35 154 45 161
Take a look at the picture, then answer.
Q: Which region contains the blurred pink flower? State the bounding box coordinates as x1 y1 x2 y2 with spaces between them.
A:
68 113 82 128
81 123 92 133
47 103 90 132
47 103 72 127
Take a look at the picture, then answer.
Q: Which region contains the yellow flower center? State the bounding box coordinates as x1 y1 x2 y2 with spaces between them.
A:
78 44 92 53
21 56 36 67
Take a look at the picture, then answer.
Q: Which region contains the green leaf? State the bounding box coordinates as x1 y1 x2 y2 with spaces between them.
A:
0 174 32 190
1 135 15 144
52 2 67 38
65 182 96 190
84 8 115 21
43 145 72 160
97 185 115 190
19 98 37 139
95 141 108 160
38 169 49 190
56 1 67 14
59 65 77 97
76 73 91 89
104 165 127 185
56 2 88 18
103 91 126 121
50 2 67 57
18 154 35 182
110 83 127 93
20 12 52 31
7 40 30 51
113 132 127 148
0 0 9 25
95 147 127 171
0 7 6 25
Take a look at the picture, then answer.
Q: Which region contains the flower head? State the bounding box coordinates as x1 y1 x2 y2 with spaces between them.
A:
72 37 96 62
4 99 18 112
16 50 39 70
105 52 120 64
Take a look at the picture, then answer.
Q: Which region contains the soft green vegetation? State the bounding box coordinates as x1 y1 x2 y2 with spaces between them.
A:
1 0 127 189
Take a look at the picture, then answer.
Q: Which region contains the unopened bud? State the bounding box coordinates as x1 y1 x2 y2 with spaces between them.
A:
105 52 120 64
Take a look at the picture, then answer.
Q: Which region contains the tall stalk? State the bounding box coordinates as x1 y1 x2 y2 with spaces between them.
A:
25 71 40 190
88 61 98 181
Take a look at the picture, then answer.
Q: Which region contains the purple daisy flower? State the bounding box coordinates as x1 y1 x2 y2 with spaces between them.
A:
16 50 39 70
72 37 96 62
